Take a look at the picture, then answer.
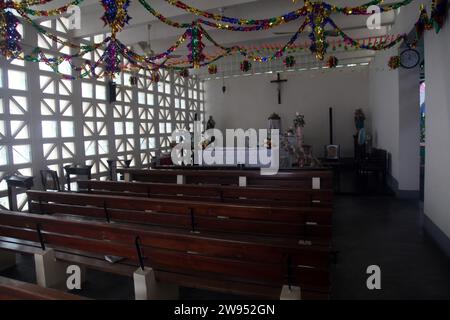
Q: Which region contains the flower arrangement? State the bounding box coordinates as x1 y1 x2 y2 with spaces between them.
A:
293 112 305 128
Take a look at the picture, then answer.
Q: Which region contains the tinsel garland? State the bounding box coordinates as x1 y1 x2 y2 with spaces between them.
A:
101 0 131 36
187 24 205 68
0 11 22 58
1 0 446 79
415 5 433 39
431 0 449 33
102 40 122 77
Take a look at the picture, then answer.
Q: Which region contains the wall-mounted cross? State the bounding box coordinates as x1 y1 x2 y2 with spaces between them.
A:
270 72 288 104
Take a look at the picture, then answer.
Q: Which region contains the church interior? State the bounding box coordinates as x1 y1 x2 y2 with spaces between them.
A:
0 0 449 303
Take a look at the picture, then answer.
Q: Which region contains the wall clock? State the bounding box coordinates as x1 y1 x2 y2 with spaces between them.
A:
400 49 420 69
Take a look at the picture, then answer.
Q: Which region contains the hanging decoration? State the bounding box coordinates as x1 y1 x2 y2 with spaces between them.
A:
101 0 132 36
187 24 206 68
179 68 190 78
0 11 22 58
0 0 447 78
151 71 160 83
208 64 218 75
388 56 401 70
284 55 296 68
240 60 252 72
415 5 433 39
326 56 338 68
430 0 449 33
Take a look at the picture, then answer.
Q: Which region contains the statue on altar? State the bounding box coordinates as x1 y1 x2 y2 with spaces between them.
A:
281 113 321 168
354 108 366 146
206 116 216 130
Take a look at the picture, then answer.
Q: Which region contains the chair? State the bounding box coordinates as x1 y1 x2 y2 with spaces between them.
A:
64 165 93 191
40 169 61 192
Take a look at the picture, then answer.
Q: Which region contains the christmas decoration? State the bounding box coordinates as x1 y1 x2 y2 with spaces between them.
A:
179 68 190 78
388 56 401 70
208 64 218 74
284 55 296 68
240 60 252 72
326 56 338 68
151 71 160 83
0 0 446 79
0 11 22 58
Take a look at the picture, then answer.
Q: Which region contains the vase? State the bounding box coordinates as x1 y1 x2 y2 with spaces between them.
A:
295 126 304 148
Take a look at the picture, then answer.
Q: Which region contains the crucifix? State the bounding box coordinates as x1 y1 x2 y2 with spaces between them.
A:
270 72 288 104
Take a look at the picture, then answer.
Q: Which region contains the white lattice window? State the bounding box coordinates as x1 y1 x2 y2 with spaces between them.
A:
0 62 32 211
137 70 156 166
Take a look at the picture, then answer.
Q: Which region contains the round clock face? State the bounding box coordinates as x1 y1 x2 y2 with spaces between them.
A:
400 49 420 69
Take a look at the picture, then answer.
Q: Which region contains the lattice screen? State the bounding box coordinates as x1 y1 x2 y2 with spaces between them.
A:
0 20 205 209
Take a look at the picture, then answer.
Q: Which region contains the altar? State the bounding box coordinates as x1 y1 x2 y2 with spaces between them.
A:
194 147 274 168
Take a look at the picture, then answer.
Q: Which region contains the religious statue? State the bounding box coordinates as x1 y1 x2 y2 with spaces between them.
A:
293 112 305 148
354 108 366 146
268 113 282 133
206 116 216 130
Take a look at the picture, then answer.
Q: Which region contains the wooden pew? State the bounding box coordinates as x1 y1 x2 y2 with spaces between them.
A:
27 190 332 244
0 276 86 300
0 210 330 299
117 168 333 189
77 180 333 208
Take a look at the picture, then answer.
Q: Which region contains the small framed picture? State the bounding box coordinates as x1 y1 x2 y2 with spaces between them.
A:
325 145 340 160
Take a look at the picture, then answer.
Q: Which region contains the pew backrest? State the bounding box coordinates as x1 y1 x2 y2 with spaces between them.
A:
77 180 333 208
27 190 332 243
117 168 333 189
0 210 330 296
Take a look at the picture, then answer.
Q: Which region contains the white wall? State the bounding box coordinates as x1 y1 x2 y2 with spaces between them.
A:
369 49 421 192
205 67 370 157
424 22 450 238
369 49 401 182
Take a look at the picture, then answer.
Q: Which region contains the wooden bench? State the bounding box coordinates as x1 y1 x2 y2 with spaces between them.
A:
0 276 86 300
0 210 330 300
117 168 333 189
77 180 333 208
27 190 332 244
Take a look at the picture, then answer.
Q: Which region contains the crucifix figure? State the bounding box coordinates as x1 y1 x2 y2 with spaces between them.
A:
270 72 288 104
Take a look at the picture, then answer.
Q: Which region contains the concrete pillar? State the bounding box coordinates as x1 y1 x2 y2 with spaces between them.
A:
133 267 179 300
34 249 67 289
176 175 185 185
280 285 301 300
312 177 321 190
